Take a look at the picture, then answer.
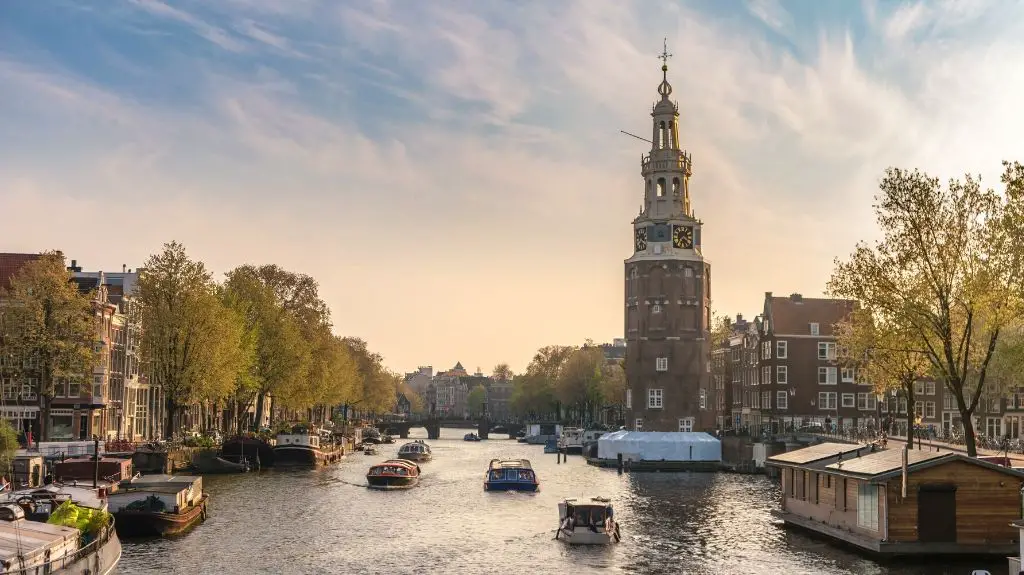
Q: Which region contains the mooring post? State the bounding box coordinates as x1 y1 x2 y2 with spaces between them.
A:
616 453 623 474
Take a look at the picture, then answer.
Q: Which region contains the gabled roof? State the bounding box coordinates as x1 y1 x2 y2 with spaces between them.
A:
762 292 854 336
766 442 865 465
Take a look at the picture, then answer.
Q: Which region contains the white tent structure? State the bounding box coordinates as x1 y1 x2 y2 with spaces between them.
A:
597 430 721 462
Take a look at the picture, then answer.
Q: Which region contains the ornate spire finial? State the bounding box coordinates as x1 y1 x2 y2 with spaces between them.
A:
658 38 673 74
656 38 673 100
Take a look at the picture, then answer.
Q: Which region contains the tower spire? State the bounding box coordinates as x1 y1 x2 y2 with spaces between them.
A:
657 38 673 100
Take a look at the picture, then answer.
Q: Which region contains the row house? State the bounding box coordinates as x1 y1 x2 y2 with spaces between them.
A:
425 361 512 420
711 314 760 432
0 253 44 436
759 292 869 433
880 379 1024 441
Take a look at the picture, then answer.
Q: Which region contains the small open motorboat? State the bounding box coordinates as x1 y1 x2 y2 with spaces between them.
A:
464 433 481 442
397 440 432 462
363 445 379 456
366 459 420 490
555 496 620 545
484 458 539 492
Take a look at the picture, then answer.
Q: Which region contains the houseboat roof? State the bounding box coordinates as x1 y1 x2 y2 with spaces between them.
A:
488 458 532 470
824 449 1024 481
0 519 79 563
377 459 417 469
766 442 867 466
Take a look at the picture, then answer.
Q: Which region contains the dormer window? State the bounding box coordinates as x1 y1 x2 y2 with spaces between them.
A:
809 322 820 336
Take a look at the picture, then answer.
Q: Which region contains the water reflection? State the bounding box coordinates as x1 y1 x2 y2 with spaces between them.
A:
115 429 1008 575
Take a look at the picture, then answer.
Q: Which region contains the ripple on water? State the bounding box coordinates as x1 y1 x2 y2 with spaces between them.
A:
115 430 1009 575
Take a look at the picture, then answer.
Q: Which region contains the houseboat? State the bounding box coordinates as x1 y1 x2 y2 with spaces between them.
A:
0 485 121 574
555 496 620 545
366 459 420 490
483 459 539 492
523 423 561 445
273 425 344 467
108 474 208 537
766 442 1024 557
220 434 275 468
397 441 432 462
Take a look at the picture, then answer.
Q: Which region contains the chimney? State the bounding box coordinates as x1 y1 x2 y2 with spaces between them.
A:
765 291 772 299
790 293 803 303
736 313 743 323
71 259 77 268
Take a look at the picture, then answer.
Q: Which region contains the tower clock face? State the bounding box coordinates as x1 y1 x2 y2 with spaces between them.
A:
672 225 694 249
634 228 648 252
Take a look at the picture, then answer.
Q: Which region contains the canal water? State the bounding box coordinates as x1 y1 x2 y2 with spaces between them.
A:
116 428 1007 575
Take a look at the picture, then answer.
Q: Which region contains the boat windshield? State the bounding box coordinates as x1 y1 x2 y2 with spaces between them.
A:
572 506 607 526
371 465 410 476
488 468 534 482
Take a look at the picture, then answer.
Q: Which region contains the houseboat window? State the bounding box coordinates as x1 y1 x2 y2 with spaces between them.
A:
825 475 831 489
837 478 847 510
857 484 880 531
810 473 819 504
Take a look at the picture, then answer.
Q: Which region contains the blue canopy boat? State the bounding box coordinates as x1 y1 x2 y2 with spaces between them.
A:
484 458 539 492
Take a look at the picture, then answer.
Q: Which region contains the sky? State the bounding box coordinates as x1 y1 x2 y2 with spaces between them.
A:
3 0 1024 375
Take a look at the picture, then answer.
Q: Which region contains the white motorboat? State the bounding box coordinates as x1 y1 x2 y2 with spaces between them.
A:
555 496 620 545
560 428 584 454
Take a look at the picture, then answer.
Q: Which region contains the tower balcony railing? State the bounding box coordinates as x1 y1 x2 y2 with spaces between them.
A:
641 151 692 175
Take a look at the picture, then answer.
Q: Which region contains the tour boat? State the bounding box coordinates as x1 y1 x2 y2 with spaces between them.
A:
109 475 208 537
366 459 420 490
483 459 539 492
464 433 481 442
0 488 122 574
273 425 344 467
397 440 432 462
555 496 621 545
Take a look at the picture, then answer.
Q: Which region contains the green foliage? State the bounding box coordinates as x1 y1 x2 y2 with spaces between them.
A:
829 163 1024 456
509 343 624 423
0 420 18 472
467 384 487 417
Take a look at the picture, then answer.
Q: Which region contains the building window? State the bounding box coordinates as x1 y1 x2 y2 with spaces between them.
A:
818 342 836 360
777 391 788 410
762 366 771 385
925 381 936 395
898 397 908 414
987 417 1002 438
925 401 936 418
914 381 925 395
635 418 643 431
678 417 694 432
776 366 788 384
841 368 855 383
761 341 772 360
818 367 837 385
648 388 663 409
652 304 662 314
914 401 924 417
818 392 837 410
655 357 668 371
699 389 707 409
842 393 855 408
810 322 820 336
776 341 788 359
857 393 877 411
857 484 879 531
626 389 632 409
762 391 770 409
942 395 954 411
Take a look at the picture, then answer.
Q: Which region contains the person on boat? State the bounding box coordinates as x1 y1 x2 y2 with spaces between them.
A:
0 476 9 492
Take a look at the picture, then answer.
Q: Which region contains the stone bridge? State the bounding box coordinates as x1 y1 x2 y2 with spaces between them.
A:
374 419 525 440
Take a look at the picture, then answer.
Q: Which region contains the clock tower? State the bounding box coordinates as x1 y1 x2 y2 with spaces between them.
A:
624 43 713 433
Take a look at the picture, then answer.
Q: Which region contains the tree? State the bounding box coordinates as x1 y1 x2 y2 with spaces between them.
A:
555 347 605 424
398 381 426 414
599 361 627 413
710 310 732 348
1 252 96 441
467 384 487 418
511 345 575 420
835 307 931 448
829 163 1024 456
137 242 250 438
342 337 396 417
492 363 513 382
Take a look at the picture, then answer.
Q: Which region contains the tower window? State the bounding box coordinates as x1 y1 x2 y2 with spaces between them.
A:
672 177 680 196
657 178 666 197
659 121 667 149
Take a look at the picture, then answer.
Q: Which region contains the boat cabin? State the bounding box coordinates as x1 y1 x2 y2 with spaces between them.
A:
54 457 133 483
767 443 1024 556
368 460 419 477
484 459 538 491
109 475 203 515
398 441 431 456
276 432 322 449
0 506 80 574
560 498 612 527
11 455 44 489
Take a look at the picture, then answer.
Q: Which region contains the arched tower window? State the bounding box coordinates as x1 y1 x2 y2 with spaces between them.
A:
659 121 667 149
656 178 666 197
672 177 680 196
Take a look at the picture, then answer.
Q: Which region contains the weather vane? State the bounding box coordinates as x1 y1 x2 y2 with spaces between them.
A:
658 38 672 66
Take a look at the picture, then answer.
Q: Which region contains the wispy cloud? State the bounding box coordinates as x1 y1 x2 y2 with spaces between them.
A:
3 0 1024 372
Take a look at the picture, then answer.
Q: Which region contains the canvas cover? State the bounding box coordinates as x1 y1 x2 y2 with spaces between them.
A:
596 430 722 462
